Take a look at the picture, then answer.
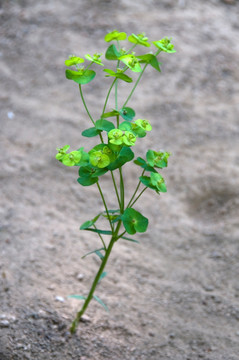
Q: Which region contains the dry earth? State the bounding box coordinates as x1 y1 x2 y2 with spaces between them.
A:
1 0 239 359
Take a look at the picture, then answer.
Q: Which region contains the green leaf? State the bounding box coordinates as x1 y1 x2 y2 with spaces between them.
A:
119 121 132 131
68 295 86 300
134 157 157 172
102 110 120 118
79 165 108 178
139 175 156 190
65 69 96 84
137 54 161 72
77 176 98 186
107 146 134 171
105 44 121 60
99 271 107 281
93 295 108 311
119 107 136 121
121 236 140 244
82 247 105 259
105 30 127 42
121 208 148 235
95 250 105 260
103 69 133 83
95 119 115 132
84 228 113 235
82 127 101 137
80 213 102 230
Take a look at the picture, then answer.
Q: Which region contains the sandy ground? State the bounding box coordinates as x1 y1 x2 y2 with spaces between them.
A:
1 0 239 359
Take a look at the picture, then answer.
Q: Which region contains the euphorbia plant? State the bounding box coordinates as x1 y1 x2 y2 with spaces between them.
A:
56 31 175 334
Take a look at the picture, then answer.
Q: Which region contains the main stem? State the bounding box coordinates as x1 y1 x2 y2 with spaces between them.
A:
70 235 116 334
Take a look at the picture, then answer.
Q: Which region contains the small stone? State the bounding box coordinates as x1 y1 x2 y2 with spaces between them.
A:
7 111 15 119
236 331 239 336
169 332 175 339
47 284 55 290
209 251 222 259
204 285 214 292
80 314 91 323
76 273 84 281
0 319 10 327
55 296 65 303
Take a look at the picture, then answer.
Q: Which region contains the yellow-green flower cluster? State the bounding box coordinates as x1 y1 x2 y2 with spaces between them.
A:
108 129 136 146
56 145 84 167
89 146 113 168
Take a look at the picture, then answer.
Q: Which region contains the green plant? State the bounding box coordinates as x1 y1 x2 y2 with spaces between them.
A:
56 30 175 334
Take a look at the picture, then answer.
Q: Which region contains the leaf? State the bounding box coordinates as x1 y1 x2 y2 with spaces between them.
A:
95 119 115 132
93 295 108 312
107 147 134 171
68 295 86 300
95 250 105 260
121 208 148 235
139 175 156 190
82 127 101 137
134 157 157 172
80 213 102 230
65 69 96 84
121 236 140 244
84 228 113 235
79 165 108 178
102 110 120 118
103 69 133 83
82 247 105 259
77 176 98 186
119 121 132 131
99 271 107 281
137 54 161 72
105 44 121 60
119 107 135 121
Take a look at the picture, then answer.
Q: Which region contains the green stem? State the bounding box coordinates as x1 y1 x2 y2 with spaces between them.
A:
123 63 148 108
127 170 145 208
96 182 114 233
79 85 104 143
111 171 121 209
130 187 147 208
93 224 106 251
79 85 95 126
119 167 124 214
70 235 115 334
101 78 117 117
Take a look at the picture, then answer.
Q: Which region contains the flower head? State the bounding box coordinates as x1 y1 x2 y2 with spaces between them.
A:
128 33 150 47
108 129 124 145
134 119 152 131
122 131 137 146
150 172 167 192
146 150 170 168
89 150 110 168
85 53 104 66
152 37 176 53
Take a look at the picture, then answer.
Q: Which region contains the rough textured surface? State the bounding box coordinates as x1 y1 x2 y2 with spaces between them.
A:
1 0 239 359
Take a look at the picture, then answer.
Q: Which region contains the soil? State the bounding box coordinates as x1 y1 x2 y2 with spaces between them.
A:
1 0 239 359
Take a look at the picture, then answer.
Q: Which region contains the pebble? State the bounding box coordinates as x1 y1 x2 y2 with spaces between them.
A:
236 331 239 336
7 111 15 119
204 285 214 292
80 314 91 323
209 251 222 259
55 296 65 303
0 319 10 327
76 273 85 281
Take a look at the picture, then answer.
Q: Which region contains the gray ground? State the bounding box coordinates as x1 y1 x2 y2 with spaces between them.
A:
1 0 239 359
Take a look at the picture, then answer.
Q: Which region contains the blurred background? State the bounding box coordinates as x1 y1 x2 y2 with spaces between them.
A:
0 0 239 359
